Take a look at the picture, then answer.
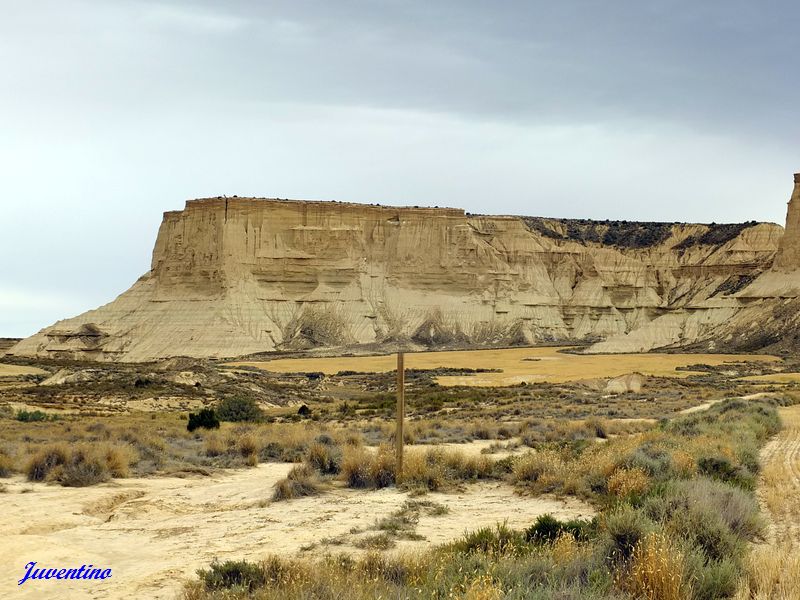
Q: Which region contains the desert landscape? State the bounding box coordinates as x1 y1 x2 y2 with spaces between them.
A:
3 174 800 599
5 4 800 599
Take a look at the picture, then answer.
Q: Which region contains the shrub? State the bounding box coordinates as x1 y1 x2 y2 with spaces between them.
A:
684 553 739 600
586 417 608 439
512 450 565 490
0 451 13 477
198 559 266 591
216 397 263 423
58 448 110 487
101 444 137 478
697 455 736 481
187 409 220 432
342 446 373 488
682 478 763 539
16 409 51 422
603 505 655 564
525 514 596 544
25 444 69 481
272 464 321 501
622 441 676 480
237 434 260 465
203 432 225 457
643 478 762 563
608 467 651 498
369 445 396 488
306 442 341 475
402 450 445 491
525 514 563 544
25 442 134 486
449 523 524 555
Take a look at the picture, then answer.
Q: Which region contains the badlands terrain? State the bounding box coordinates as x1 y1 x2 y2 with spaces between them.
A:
4 175 800 598
7 173 800 362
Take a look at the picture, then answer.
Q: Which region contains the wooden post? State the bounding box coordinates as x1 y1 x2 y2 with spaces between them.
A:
396 351 405 482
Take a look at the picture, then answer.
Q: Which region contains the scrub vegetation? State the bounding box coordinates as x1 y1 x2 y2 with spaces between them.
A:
183 398 792 600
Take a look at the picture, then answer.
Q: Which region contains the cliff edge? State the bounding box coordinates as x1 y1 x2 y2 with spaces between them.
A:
9 177 799 361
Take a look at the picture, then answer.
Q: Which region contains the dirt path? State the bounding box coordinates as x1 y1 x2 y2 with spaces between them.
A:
1 465 592 600
736 404 800 599
757 405 800 548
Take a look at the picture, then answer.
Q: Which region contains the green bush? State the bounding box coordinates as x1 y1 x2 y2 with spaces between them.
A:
16 410 52 422
525 514 563 544
684 553 739 600
525 514 596 544
642 478 762 565
602 504 655 564
187 409 220 432
216 397 263 422
448 523 524 555
198 559 266 591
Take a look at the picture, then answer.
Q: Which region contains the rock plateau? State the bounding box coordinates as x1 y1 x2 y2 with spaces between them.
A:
9 175 800 362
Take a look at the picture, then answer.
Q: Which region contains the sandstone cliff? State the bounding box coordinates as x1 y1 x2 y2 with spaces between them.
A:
9 178 797 361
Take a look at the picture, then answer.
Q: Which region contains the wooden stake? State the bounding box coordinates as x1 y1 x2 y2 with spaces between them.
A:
396 351 405 482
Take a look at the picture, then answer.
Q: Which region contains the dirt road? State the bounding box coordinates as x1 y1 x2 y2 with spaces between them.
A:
737 404 800 599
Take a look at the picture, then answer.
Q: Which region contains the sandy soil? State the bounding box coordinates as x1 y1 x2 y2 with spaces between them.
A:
230 347 777 386
0 363 47 377
96 397 206 412
1 465 592 600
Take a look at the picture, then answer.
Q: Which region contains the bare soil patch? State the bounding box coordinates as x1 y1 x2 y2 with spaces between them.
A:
1 464 592 600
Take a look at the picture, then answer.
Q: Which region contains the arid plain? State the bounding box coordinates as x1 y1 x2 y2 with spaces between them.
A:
3 344 800 599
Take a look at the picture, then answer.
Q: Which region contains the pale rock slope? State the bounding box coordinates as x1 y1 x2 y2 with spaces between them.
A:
10 177 799 361
592 174 800 353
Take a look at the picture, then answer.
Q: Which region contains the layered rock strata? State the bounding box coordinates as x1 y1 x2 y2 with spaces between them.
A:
9 177 799 361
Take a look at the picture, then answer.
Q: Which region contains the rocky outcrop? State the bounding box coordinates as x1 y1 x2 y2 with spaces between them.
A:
773 174 800 271
9 177 798 361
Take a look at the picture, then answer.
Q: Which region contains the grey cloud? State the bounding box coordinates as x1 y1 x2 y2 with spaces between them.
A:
1 1 798 336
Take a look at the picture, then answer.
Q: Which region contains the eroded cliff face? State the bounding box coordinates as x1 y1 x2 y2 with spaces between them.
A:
653 174 800 354
8 184 794 361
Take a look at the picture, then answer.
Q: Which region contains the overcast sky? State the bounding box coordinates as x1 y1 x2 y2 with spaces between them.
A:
2 1 799 337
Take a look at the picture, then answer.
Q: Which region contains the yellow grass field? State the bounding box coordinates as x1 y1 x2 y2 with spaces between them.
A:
230 347 778 386
743 372 800 384
0 363 47 377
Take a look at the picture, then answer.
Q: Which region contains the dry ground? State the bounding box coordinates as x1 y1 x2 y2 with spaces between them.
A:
0 364 47 377
231 346 778 386
737 404 800 599
0 464 592 600
743 372 800 384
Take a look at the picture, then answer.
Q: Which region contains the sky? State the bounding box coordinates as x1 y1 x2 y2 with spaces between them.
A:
1 0 799 337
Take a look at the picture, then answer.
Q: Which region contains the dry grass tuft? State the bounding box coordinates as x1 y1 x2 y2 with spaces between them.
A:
24 442 136 486
203 432 225 457
736 544 800 599
621 532 689 600
272 464 321 501
608 467 651 498
512 449 565 491
341 446 374 488
737 404 800 598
